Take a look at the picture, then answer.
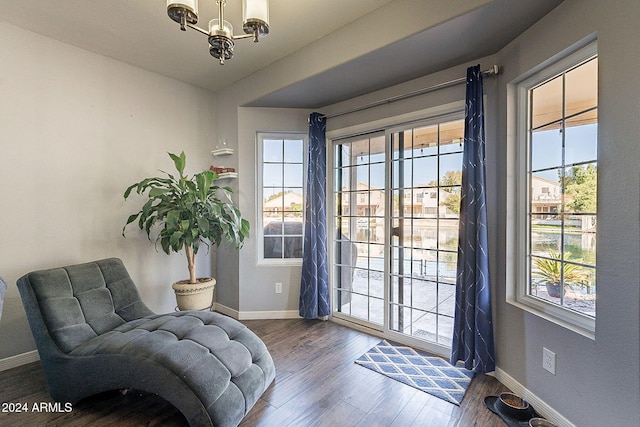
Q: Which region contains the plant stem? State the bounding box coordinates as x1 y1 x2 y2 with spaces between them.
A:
185 244 197 284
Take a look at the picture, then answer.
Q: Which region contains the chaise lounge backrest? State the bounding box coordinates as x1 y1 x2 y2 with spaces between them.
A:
19 258 154 353
20 258 153 353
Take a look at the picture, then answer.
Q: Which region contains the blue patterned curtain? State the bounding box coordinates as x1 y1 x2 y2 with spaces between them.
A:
299 112 330 319
450 65 495 373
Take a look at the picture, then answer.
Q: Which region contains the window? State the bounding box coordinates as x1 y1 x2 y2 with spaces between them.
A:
510 39 597 336
258 132 306 262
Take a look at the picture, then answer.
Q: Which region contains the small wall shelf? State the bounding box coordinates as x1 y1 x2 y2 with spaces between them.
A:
211 147 236 179
211 148 234 156
217 172 238 179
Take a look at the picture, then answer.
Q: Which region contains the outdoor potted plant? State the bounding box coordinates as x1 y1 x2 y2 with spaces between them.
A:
533 249 586 298
122 151 250 310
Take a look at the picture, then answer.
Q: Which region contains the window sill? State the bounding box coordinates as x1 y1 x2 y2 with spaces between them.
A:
506 293 595 340
257 259 303 267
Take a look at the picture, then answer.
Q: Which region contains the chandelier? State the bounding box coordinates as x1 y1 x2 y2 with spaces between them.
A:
167 0 269 65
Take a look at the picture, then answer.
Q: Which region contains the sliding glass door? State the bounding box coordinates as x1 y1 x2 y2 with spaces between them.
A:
332 116 464 349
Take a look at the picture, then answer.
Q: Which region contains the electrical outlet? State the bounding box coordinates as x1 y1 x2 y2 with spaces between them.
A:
275 282 283 294
543 347 556 375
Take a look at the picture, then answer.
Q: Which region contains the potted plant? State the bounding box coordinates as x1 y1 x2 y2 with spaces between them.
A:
533 249 586 298
122 151 250 310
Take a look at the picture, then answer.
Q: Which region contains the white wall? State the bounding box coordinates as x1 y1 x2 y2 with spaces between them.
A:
0 22 216 359
494 0 640 426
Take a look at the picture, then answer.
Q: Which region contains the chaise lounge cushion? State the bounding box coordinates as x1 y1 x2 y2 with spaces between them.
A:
17 258 275 427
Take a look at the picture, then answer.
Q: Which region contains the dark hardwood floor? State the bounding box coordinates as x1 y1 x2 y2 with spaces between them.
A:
0 319 510 426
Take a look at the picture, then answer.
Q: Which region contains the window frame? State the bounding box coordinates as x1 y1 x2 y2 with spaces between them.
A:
256 131 307 266
507 38 597 338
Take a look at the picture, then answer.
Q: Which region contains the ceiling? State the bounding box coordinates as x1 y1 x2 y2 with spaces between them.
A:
0 0 564 108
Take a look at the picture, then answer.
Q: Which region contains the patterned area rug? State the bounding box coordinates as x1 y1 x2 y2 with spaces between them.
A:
355 340 475 405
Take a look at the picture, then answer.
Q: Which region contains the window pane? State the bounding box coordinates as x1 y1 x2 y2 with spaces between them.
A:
284 164 303 187
413 125 438 156
336 192 350 217
263 164 282 187
392 130 414 160
412 281 436 312
438 283 456 317
392 159 412 189
263 219 282 235
334 167 350 191
531 170 562 215
438 220 459 251
284 139 303 162
563 223 596 266
263 139 283 162
351 139 370 164
335 145 353 167
413 156 438 186
565 118 598 165
264 236 282 258
369 162 385 189
283 236 303 258
440 153 463 186
439 187 461 218
356 164 369 187
562 163 597 214
438 255 457 284
412 219 436 249
565 57 598 116
531 125 562 171
531 75 563 129
439 120 464 154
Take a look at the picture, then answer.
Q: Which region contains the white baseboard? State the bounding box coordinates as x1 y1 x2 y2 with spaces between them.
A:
0 350 39 372
494 367 575 427
212 303 240 319
212 303 300 320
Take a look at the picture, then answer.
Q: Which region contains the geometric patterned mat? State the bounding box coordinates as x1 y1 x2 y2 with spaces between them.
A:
355 340 475 405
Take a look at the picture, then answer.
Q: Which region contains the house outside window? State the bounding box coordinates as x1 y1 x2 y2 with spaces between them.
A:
510 39 598 337
258 132 306 263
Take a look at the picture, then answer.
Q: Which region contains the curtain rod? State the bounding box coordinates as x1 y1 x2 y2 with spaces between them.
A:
324 65 499 120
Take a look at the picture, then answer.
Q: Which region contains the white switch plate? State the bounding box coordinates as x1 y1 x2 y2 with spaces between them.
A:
543 347 556 375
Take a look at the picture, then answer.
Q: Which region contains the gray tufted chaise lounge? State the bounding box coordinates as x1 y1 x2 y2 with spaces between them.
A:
17 258 275 427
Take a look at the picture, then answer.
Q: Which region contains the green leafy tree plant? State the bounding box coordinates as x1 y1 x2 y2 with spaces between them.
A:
561 164 597 213
123 151 250 285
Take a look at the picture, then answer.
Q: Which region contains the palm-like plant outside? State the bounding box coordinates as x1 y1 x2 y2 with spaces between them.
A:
533 249 587 297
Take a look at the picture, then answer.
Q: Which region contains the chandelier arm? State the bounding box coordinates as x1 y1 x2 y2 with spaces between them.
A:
232 33 255 41
185 23 210 36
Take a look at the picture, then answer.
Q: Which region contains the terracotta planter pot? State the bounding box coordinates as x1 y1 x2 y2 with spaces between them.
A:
172 278 216 311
